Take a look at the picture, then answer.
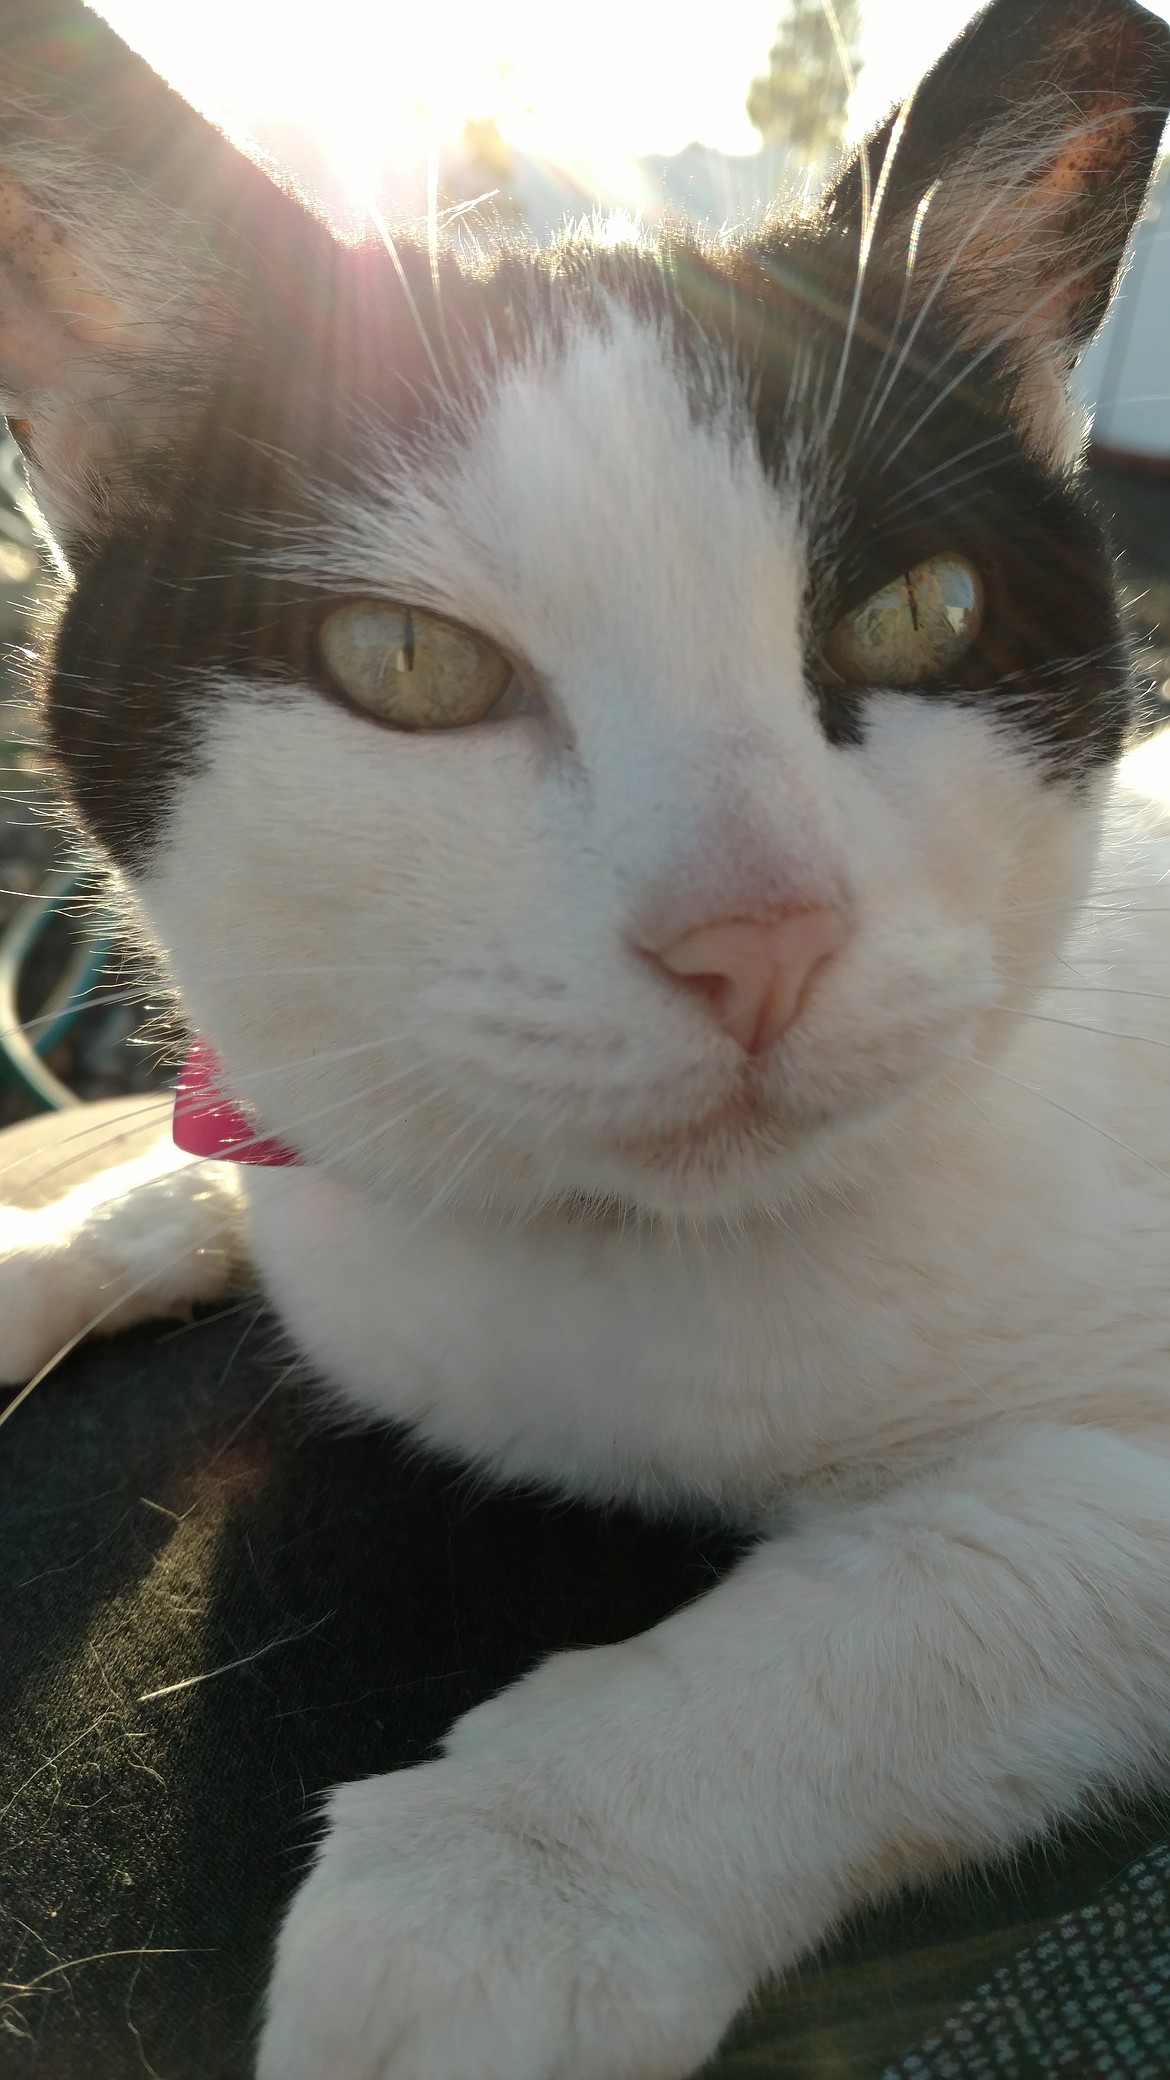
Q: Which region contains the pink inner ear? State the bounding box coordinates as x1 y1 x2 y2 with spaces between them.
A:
0 174 128 398
173 1036 297 1166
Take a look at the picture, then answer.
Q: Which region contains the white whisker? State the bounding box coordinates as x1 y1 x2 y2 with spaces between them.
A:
988 1005 1170 1052
0 1192 256 1434
818 0 858 98
862 104 1165 458
0 1097 174 1188
6 960 417 1041
5 1046 432 1200
946 1048 1169 1181
878 238 1136 476
360 187 448 399
877 444 1018 527
425 122 455 373
876 427 1014 514
1034 983 1170 1005
0 1064 475 1430
824 94 913 437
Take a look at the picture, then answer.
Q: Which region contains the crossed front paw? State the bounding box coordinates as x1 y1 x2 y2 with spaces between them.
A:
256 1756 746 2080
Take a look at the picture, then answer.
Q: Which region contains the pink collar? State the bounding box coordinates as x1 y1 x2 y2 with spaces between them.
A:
173 1037 298 1167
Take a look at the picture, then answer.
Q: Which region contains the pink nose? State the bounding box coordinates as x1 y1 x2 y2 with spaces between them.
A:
650 908 847 1056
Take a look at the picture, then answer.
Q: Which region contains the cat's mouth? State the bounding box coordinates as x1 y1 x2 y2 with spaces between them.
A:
611 1087 781 1173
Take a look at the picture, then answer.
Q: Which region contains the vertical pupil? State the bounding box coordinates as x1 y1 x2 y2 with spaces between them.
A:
397 609 416 674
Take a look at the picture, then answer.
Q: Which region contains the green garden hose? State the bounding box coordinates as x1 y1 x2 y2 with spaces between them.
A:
0 869 112 1109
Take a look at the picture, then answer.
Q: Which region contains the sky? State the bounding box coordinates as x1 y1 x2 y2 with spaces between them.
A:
92 1 1008 172
95 0 1170 204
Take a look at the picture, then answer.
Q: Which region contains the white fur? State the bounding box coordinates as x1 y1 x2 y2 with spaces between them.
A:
8 314 1170 2078
0 1096 247 1382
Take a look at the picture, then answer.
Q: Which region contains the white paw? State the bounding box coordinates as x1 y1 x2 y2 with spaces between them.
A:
256 1752 746 2080
0 1187 238 1384
0 1100 250 1382
0 1220 88 1382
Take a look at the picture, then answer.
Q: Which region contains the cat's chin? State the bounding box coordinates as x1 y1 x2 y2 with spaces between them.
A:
610 1092 810 1198
553 1092 901 1225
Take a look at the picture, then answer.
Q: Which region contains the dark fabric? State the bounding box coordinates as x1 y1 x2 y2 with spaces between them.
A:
883 1844 1170 2079
3 1309 1170 2080
0 1308 747 2077
715 1810 1170 2077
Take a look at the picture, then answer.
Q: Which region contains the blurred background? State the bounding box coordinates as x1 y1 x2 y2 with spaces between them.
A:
3 0 1170 1125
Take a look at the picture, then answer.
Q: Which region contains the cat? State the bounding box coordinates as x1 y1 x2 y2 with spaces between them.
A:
3 0 1170 2073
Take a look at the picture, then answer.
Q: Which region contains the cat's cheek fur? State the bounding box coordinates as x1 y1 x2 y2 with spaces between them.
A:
129 684 1094 1229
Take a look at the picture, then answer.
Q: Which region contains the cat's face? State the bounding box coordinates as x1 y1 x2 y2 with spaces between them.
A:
125 296 1113 1222
2 0 1168 1221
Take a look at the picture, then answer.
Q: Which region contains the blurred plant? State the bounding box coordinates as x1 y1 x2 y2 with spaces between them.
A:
462 115 512 186
442 114 524 226
747 0 863 163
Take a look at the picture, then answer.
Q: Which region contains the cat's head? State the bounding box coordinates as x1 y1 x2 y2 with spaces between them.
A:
2 0 1168 1221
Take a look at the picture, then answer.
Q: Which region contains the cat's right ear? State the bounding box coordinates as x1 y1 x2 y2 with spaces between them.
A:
822 0 1170 452
0 0 328 558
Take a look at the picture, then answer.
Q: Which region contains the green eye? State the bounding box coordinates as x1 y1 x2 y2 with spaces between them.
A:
317 601 514 730
823 553 984 687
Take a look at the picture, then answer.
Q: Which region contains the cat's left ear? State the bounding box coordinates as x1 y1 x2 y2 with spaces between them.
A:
823 0 1170 447
0 0 333 559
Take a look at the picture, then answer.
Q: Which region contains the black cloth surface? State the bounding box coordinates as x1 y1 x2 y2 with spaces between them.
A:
3 1307 1170 2080
1 1306 748 2078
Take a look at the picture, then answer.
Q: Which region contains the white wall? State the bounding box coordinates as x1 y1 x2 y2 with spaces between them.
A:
1077 160 1170 459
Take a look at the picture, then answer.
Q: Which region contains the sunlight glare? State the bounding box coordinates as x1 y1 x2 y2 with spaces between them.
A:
95 0 779 199
94 0 1170 228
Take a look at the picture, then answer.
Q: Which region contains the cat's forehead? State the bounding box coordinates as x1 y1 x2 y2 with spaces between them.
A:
298 299 806 702
275 221 1055 602
268 225 1005 637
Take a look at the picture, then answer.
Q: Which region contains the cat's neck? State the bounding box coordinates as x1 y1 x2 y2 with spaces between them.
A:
241 1013 1149 1517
